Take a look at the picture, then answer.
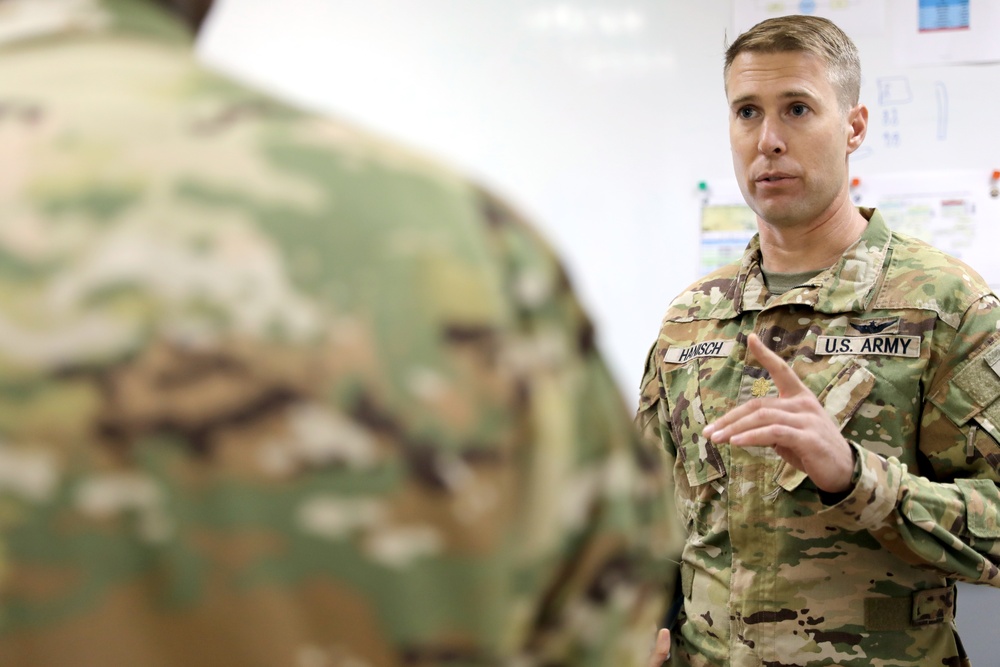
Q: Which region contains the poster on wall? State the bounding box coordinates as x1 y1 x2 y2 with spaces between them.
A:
699 204 756 275
853 170 1000 289
893 0 1000 65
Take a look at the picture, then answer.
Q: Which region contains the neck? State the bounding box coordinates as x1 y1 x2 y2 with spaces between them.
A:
756 195 867 273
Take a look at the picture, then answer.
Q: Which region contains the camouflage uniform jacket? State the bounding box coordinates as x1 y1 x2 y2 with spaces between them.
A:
0 1 675 665
637 208 1000 666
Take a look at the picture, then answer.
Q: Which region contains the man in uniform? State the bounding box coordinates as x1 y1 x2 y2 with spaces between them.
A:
638 15 1000 667
0 0 675 664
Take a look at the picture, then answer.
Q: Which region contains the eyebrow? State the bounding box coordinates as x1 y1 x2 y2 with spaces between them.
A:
729 89 819 109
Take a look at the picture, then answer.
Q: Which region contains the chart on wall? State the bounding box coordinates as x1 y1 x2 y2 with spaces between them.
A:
699 204 756 276
854 170 1000 288
895 0 1000 65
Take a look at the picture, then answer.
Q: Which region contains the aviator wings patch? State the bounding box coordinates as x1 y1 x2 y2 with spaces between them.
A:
850 320 894 335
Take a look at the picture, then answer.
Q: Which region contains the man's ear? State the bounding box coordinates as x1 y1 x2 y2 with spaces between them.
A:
846 103 868 155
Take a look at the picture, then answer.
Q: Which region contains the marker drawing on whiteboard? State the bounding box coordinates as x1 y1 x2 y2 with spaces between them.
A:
935 82 948 140
991 170 999 199
877 76 912 106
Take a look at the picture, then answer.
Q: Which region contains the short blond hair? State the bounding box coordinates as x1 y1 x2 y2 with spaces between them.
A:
724 15 861 111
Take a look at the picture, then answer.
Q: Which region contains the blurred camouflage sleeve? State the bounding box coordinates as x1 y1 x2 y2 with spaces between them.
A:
475 191 677 666
818 293 1000 586
0 4 676 663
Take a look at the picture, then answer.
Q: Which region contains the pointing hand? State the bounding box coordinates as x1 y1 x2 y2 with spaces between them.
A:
702 334 856 493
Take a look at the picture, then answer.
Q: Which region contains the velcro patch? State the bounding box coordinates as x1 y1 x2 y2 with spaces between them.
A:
987 347 1000 380
665 340 735 364
816 335 920 358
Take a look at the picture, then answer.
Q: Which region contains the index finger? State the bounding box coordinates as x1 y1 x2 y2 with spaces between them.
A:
648 628 671 666
747 333 807 398
703 334 806 440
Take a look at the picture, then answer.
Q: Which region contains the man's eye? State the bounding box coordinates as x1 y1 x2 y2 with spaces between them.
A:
790 104 808 116
738 107 756 119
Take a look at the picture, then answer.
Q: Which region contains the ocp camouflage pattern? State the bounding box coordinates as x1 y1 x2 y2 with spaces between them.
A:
638 208 1000 666
0 1 676 664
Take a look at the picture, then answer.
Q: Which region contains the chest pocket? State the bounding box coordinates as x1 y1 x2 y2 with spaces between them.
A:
774 358 875 491
662 358 727 488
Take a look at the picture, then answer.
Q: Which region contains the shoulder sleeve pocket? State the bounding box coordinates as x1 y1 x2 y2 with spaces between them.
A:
939 337 1000 426
956 478 1000 539
637 341 661 415
949 340 1000 463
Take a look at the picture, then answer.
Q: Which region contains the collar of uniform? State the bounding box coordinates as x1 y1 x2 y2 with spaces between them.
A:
811 207 891 314
661 234 765 323
733 234 768 314
718 207 891 318
0 0 191 51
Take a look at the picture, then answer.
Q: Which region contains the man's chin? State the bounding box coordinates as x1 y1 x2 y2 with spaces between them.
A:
749 202 808 228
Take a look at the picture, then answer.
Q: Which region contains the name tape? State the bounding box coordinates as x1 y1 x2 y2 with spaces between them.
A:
816 335 920 358
665 340 735 364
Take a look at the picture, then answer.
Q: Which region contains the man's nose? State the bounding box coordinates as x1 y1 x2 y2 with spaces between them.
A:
757 117 786 155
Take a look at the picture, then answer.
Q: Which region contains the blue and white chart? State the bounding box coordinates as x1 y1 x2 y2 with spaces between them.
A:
895 0 1000 65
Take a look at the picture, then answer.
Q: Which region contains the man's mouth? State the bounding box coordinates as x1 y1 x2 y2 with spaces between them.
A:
757 173 794 183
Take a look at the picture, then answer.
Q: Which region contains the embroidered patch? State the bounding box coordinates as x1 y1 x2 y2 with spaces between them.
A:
665 340 736 364
848 317 899 335
816 335 920 357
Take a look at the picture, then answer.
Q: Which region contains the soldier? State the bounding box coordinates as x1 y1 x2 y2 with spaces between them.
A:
0 0 676 664
638 14 1000 667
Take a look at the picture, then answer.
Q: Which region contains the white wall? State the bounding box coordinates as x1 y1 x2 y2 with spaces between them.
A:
198 0 728 404
198 0 998 658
